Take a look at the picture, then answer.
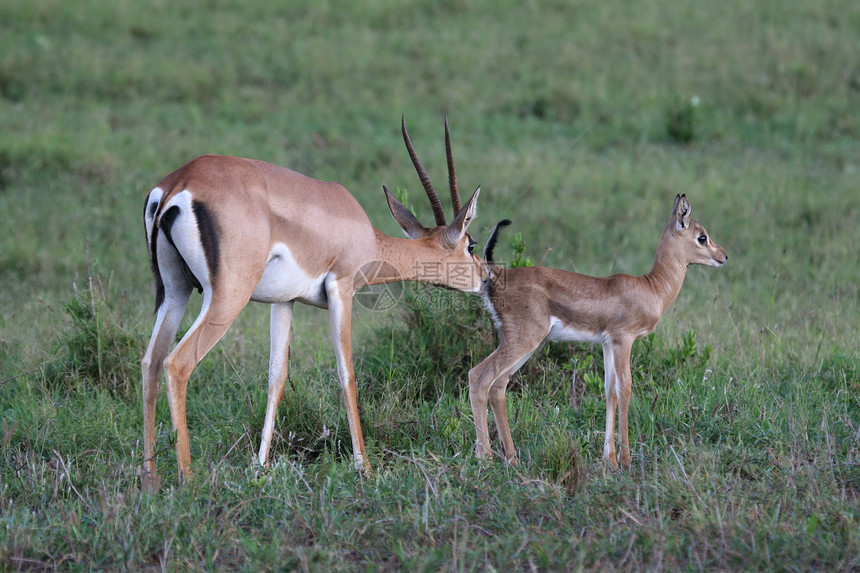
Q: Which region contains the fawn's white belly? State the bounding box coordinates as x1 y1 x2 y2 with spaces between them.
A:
547 316 605 344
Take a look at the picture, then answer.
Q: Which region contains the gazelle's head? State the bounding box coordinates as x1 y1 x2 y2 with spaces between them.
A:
382 117 484 292
664 194 728 268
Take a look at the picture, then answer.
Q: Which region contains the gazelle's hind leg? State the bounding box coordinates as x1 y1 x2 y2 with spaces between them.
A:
141 237 193 492
469 332 547 461
163 287 254 483
140 289 192 492
487 368 518 463
469 347 511 460
258 301 294 467
154 192 266 484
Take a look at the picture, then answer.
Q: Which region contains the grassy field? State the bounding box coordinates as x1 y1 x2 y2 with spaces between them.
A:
1 0 858 569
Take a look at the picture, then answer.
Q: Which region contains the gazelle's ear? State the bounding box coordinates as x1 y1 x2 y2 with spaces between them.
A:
672 194 691 231
384 186 428 239
442 187 480 247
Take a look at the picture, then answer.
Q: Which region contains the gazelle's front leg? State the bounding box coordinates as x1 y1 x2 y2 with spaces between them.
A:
326 276 369 473
602 342 619 469
613 339 634 470
258 302 294 467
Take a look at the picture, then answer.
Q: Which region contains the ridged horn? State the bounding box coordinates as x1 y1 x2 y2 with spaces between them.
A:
444 116 461 214
401 116 446 226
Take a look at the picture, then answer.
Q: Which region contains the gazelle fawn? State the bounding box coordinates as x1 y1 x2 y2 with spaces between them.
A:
471 194 727 470
141 118 484 490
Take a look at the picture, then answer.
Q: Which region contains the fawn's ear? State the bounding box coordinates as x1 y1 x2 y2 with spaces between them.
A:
384 185 429 239
442 187 480 247
672 194 691 231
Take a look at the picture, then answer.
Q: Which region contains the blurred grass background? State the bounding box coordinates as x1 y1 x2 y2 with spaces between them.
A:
1 0 858 569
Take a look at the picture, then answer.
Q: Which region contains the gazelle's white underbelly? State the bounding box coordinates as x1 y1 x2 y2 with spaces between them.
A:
251 243 328 307
546 316 606 344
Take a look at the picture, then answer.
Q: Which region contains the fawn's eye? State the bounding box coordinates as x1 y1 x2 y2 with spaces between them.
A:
697 234 708 245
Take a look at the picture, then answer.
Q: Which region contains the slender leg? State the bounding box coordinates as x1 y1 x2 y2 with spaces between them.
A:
326 277 368 473
141 235 195 493
146 190 269 485
602 342 619 468
468 352 501 460
164 290 250 484
258 302 293 466
468 334 544 461
140 285 192 493
614 339 634 470
488 368 518 463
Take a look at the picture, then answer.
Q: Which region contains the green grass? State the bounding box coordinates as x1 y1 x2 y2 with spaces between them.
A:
1 0 859 569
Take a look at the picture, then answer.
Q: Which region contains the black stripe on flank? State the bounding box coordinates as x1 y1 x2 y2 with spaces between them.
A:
192 200 220 281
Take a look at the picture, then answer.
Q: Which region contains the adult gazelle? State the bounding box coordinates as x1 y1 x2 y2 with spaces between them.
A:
141 118 483 490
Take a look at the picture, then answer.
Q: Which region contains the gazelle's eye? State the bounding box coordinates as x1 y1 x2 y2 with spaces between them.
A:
697 234 708 245
467 236 476 254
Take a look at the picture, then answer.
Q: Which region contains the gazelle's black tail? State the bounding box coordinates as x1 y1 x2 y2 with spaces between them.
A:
483 219 512 264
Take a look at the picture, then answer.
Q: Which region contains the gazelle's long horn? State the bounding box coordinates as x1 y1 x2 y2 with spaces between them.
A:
445 117 461 214
402 116 446 226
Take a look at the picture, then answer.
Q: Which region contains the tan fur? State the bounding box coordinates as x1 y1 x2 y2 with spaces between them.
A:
142 121 482 491
470 195 727 470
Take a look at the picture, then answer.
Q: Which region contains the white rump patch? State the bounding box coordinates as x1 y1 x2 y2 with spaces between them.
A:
144 187 164 251
159 190 212 291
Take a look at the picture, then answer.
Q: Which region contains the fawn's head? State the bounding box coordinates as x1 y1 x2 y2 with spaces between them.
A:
663 194 728 268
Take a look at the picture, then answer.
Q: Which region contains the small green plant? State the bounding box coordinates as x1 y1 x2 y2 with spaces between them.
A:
562 353 602 412
362 286 494 399
534 429 586 495
362 224 539 398
394 185 417 216
666 95 700 144
510 231 533 268
42 255 140 397
635 328 712 387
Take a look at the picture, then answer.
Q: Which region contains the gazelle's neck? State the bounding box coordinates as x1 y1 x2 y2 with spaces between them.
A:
371 230 481 290
644 232 688 314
